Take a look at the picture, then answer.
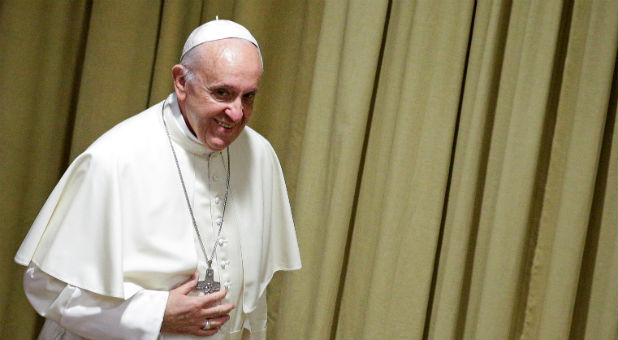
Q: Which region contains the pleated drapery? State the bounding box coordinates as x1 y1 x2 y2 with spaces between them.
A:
1 1 616 339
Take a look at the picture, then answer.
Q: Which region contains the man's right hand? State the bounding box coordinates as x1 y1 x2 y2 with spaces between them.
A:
161 273 235 336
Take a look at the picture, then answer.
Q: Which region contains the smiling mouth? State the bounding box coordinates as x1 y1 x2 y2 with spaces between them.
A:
215 119 233 129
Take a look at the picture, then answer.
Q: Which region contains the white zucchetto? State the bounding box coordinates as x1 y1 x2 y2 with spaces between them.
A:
181 19 261 61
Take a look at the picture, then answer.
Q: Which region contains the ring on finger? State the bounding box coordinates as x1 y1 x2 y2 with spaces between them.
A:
203 319 211 330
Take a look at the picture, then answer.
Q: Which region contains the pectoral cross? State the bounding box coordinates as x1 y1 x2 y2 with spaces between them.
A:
197 268 220 294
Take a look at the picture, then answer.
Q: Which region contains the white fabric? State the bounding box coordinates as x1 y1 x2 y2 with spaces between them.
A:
181 19 261 61
171 102 202 145
25 264 167 340
185 147 245 336
15 92 300 337
25 264 267 340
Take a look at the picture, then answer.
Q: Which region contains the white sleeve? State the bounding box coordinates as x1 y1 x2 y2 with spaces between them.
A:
24 263 168 340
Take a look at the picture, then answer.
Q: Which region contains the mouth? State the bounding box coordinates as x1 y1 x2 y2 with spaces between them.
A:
215 119 233 129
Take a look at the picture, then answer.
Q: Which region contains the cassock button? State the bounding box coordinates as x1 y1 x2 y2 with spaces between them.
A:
214 196 221 204
221 260 230 269
212 175 219 182
224 281 231 290
218 238 227 247
215 217 223 226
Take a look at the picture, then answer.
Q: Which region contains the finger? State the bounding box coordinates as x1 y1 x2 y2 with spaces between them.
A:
194 328 220 337
201 302 235 319
201 315 230 330
190 316 229 337
198 289 228 307
172 272 198 295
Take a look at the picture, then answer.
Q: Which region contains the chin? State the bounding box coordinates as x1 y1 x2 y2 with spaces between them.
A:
205 140 229 152
211 136 240 150
206 145 224 152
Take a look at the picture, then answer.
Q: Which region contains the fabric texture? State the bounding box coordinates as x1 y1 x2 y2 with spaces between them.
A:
26 264 267 340
25 265 167 340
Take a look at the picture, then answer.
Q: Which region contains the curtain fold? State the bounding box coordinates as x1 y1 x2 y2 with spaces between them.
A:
463 1 568 338
273 1 389 338
428 0 512 338
336 0 474 339
522 1 618 338
148 1 203 105
0 1 89 338
1 0 616 339
575 102 617 340
69 0 162 159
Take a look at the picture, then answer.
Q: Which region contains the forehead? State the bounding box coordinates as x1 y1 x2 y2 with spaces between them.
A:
194 39 262 83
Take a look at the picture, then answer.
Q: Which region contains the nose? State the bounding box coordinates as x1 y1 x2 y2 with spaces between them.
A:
226 97 244 123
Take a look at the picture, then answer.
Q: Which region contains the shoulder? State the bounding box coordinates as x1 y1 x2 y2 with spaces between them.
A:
240 126 278 157
93 102 162 149
75 101 165 171
231 126 283 172
229 126 285 186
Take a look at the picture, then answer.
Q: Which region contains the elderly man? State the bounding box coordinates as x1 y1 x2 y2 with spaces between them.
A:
15 19 301 340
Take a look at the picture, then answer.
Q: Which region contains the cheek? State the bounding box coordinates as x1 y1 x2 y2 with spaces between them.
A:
243 107 254 120
192 103 222 123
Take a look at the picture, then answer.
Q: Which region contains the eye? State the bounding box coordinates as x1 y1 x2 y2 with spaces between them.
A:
243 92 256 104
215 88 229 97
208 86 233 100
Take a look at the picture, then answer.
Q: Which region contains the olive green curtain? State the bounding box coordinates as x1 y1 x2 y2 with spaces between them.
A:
1 1 616 340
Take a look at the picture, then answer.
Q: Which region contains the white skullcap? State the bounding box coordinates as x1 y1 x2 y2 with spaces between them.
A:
181 19 261 62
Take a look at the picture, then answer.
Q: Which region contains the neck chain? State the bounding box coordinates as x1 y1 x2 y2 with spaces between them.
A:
161 100 230 293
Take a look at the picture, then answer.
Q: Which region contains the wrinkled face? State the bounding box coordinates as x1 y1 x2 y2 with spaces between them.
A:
173 39 262 152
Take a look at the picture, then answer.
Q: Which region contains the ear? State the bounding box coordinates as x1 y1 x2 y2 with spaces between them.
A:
172 64 188 101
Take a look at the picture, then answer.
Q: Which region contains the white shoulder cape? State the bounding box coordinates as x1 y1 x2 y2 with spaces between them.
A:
15 94 301 313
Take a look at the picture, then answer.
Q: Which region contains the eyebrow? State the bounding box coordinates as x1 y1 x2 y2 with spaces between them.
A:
208 83 259 94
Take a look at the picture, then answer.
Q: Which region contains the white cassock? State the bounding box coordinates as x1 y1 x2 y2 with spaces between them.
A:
14 93 302 340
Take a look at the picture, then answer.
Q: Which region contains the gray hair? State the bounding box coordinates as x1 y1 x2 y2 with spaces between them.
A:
179 46 201 84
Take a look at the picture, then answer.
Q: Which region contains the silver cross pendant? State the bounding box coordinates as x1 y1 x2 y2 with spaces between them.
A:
196 268 220 294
